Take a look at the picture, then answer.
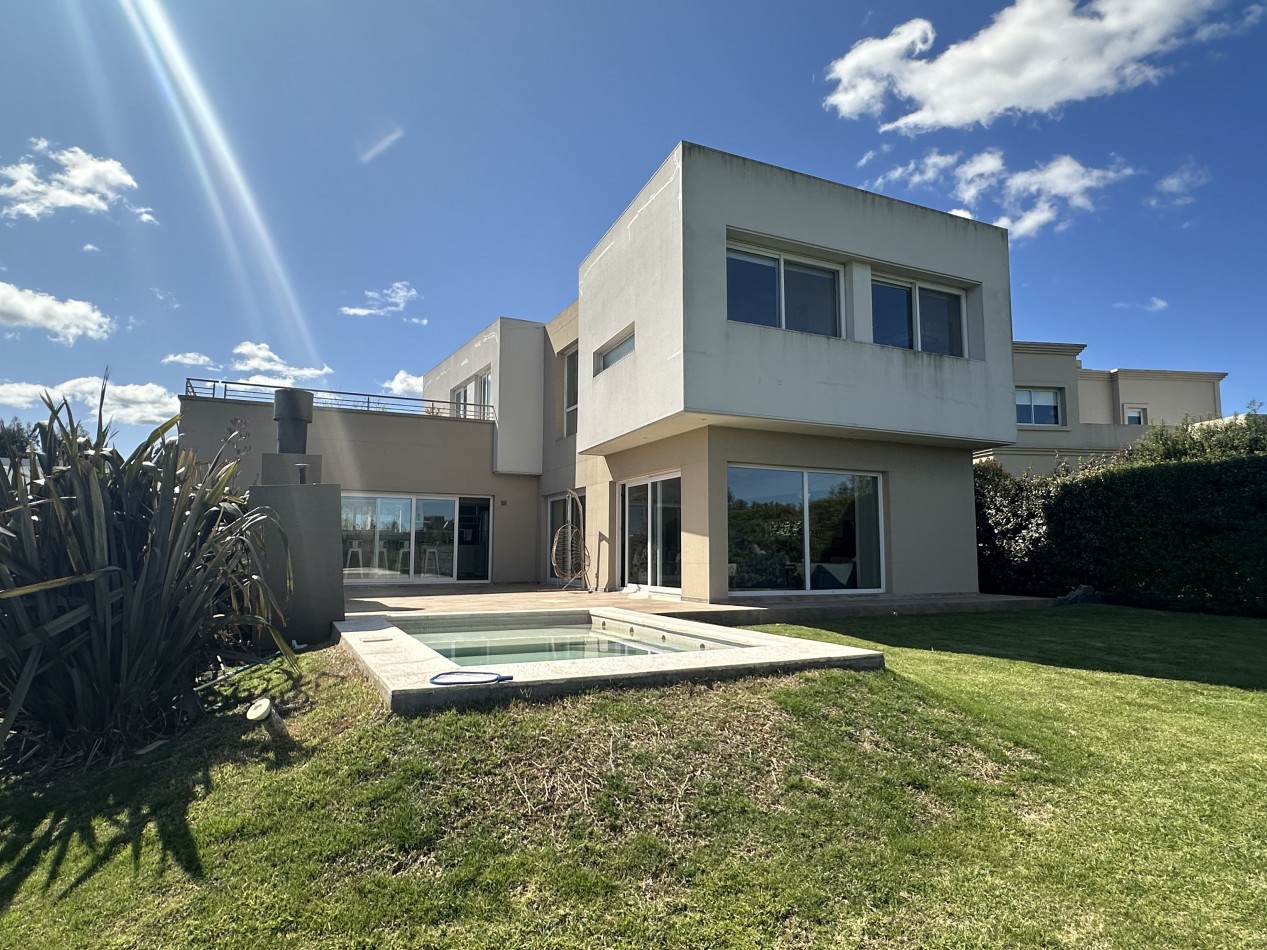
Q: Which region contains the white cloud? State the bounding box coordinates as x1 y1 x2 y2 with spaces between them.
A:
1195 2 1264 40
382 370 426 396
407 317 430 326
1147 157 1212 209
825 0 1236 134
1114 296 1170 311
340 280 418 317
856 149 878 169
359 126 405 164
871 148 959 190
162 351 220 369
995 200 1060 240
949 208 975 219
872 147 1133 239
230 341 332 387
0 376 178 426
0 139 151 221
1002 154 1135 212
83 243 99 253
0 280 114 344
953 149 1006 205
151 287 180 309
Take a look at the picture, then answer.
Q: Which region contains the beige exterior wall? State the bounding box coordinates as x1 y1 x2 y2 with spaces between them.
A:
705 428 978 600
983 341 1226 475
422 316 546 476
570 425 978 601
178 396 540 583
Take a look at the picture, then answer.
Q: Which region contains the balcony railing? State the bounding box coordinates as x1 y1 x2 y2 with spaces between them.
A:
183 378 494 421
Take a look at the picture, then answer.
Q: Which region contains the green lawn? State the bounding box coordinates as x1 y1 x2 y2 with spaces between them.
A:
2 605 1265 948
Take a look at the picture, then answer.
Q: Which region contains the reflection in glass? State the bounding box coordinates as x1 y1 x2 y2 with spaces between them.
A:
727 250 779 328
457 497 491 580
872 282 913 349
649 477 681 589
727 467 805 591
784 262 838 337
626 484 649 585
918 288 963 356
415 498 456 579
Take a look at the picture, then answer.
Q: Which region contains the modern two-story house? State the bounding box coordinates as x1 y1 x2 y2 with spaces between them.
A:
181 142 1213 603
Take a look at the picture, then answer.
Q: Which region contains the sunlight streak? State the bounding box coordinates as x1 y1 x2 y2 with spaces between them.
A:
117 0 317 361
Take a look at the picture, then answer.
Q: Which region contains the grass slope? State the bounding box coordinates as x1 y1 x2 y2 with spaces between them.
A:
1 606 1264 948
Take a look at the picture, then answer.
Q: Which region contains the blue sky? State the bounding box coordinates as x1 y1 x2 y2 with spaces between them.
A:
2 0 1263 448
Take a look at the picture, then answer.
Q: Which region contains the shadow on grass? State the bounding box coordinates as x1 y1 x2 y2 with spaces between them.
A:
0 665 318 913
809 605 1267 691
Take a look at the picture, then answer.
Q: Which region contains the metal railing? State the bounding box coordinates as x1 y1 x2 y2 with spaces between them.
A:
183 378 494 421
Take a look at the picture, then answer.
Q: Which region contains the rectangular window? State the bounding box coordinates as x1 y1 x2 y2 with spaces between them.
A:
451 387 468 419
477 372 492 421
1124 407 1147 425
727 465 882 594
727 247 840 337
564 348 578 436
598 332 635 372
1016 388 1062 426
873 279 965 356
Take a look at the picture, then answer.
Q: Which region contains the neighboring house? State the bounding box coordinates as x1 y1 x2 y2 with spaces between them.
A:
976 341 1225 475
180 141 1020 602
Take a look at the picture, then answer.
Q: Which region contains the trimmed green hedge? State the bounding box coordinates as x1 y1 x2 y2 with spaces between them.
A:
975 456 1267 615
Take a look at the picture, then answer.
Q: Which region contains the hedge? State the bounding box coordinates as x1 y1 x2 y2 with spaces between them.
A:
975 455 1267 615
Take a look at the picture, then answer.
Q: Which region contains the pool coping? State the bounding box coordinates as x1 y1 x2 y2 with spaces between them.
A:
336 607 884 713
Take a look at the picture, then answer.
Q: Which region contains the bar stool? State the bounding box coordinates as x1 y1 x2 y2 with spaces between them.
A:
422 547 440 575
345 540 363 568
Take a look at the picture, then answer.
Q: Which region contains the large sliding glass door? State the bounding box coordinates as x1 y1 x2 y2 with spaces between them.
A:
341 493 491 583
726 465 883 594
621 474 681 592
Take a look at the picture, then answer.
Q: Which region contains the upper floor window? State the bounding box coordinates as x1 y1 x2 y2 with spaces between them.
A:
872 280 965 357
1016 388 1062 426
451 386 468 418
727 248 840 338
563 348 578 436
1124 406 1148 426
597 331 635 373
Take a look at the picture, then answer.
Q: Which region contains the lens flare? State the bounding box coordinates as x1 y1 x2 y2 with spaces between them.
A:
117 0 318 361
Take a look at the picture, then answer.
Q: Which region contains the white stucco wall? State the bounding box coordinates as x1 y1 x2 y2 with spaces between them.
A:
679 145 1015 447
423 316 546 475
575 143 1016 455
576 146 686 453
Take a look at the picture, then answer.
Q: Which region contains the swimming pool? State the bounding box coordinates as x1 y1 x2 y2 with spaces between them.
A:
337 607 883 712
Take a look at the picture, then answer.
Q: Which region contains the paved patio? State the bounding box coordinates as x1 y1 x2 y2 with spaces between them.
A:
345 583 1053 627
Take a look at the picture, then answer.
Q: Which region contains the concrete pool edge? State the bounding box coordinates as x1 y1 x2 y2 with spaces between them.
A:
335 607 884 713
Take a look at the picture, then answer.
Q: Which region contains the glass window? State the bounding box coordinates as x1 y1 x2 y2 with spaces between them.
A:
784 262 839 337
599 333 635 371
1125 407 1147 425
726 467 806 592
457 497 491 580
728 466 882 593
808 472 882 591
872 282 913 349
918 288 964 357
874 280 965 356
1016 388 1061 425
564 348 578 436
727 250 780 328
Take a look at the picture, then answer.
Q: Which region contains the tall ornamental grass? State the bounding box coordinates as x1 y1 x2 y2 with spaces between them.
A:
0 396 287 768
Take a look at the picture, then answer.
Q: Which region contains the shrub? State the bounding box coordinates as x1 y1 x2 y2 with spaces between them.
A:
975 455 1267 615
0 396 287 767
